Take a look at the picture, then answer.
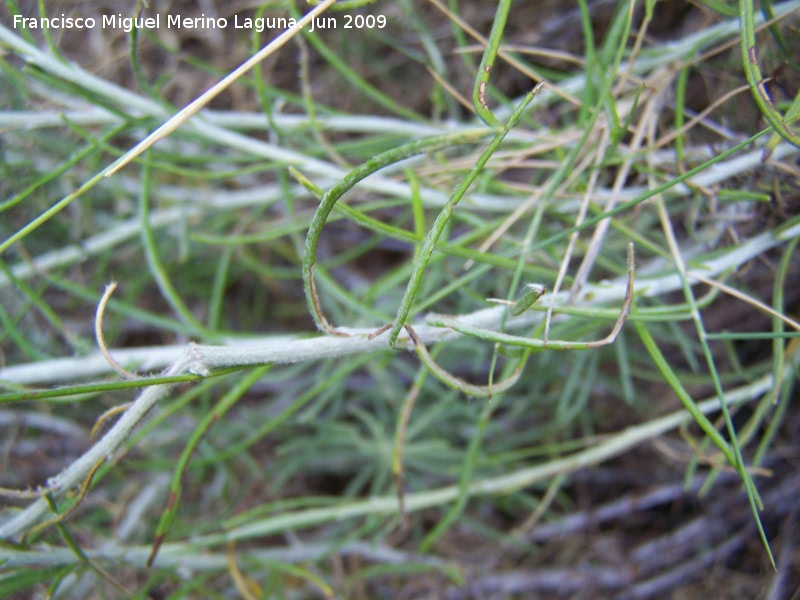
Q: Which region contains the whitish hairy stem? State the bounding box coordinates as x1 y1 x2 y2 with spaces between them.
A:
0 227 796 538
2 1 797 136
0 23 519 214
0 109 467 139
1 132 795 293
1 226 792 386
3 360 786 549
2 6 799 216
104 0 340 175
0 347 205 539
0 183 304 289
0 359 790 549
0 540 452 571
155 361 800 545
